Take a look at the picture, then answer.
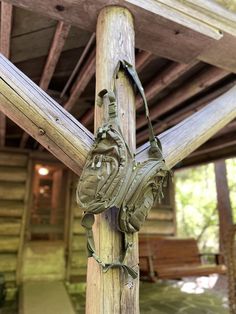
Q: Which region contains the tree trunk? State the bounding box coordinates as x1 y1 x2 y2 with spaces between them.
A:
214 160 233 251
85 6 139 314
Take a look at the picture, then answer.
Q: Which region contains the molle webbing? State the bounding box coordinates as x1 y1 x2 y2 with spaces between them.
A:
77 59 168 280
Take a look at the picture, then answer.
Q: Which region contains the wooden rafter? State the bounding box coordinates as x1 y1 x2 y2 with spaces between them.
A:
137 79 236 144
39 21 71 91
135 50 153 72
0 2 13 147
60 33 95 98
136 66 230 129
1 55 236 175
64 48 96 112
136 61 198 109
2 0 222 65
20 21 71 148
136 85 236 168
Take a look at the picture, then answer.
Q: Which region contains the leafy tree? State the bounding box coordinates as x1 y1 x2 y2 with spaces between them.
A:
175 158 236 253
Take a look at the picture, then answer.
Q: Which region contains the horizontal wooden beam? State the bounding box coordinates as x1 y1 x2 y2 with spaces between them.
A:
3 0 222 64
136 79 236 144
0 54 93 175
1 55 236 175
136 85 236 169
39 21 71 91
137 66 229 129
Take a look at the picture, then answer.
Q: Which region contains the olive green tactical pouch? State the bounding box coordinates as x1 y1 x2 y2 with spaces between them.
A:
76 60 169 280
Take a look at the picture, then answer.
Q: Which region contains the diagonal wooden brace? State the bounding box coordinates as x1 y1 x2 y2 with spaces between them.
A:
0 54 236 174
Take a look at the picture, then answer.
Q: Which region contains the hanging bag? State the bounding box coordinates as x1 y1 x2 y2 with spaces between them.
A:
76 60 169 279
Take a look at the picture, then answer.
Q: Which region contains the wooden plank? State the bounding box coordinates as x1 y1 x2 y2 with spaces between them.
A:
11 25 89 64
3 0 221 63
0 254 17 271
0 151 28 166
39 22 71 91
148 209 174 220
200 33 236 73
71 252 87 268
136 85 236 168
0 2 13 58
137 80 236 144
20 281 75 314
135 50 153 73
137 66 229 129
71 235 86 251
0 220 21 235
0 182 25 200
136 61 198 109
61 33 96 98
0 166 27 182
0 200 24 217
0 112 6 147
64 48 96 112
140 220 174 235
0 54 93 175
0 236 19 252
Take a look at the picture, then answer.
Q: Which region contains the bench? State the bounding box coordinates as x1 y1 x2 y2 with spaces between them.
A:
139 236 226 281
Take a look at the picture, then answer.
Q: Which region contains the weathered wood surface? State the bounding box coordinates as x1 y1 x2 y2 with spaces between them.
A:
0 151 28 166
3 0 222 64
1 54 236 174
0 166 27 182
0 237 19 252
0 54 93 175
86 7 138 314
137 66 229 129
137 80 236 144
39 21 71 91
0 200 24 217
214 160 233 250
0 254 17 271
136 85 236 168
0 182 25 200
0 220 21 235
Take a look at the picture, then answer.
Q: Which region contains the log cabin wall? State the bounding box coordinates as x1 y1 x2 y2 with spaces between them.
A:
0 148 30 300
66 173 87 283
139 178 176 237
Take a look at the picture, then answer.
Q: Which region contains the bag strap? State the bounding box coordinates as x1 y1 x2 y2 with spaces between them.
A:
81 213 138 279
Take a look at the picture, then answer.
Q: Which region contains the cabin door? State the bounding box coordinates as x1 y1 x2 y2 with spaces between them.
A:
21 160 71 281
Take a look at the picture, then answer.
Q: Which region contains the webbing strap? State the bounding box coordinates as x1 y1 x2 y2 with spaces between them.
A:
81 213 138 279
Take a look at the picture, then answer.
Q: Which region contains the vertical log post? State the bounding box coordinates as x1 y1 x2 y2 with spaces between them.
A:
214 160 233 251
86 6 139 314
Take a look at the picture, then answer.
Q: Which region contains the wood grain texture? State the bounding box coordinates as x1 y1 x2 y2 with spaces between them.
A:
136 61 198 109
39 21 71 91
137 80 235 144
137 66 229 129
214 160 233 250
86 6 138 314
64 48 96 112
0 54 93 175
0 112 6 147
0 2 13 59
136 85 236 169
2 0 221 63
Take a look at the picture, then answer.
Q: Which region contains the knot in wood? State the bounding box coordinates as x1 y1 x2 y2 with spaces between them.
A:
38 128 46 136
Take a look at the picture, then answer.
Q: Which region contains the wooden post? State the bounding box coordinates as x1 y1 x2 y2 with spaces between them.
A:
214 160 233 251
85 6 138 314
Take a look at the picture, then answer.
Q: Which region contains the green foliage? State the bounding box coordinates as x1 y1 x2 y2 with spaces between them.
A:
175 158 236 253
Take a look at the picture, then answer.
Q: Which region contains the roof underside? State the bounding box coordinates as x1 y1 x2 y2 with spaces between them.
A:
1 1 236 169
